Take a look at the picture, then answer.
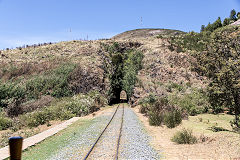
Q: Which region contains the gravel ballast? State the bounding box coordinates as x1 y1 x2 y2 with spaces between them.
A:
87 106 124 159
119 106 160 160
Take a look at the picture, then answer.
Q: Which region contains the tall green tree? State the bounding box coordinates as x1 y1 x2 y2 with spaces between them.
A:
195 27 240 128
230 9 237 21
200 25 205 32
223 18 230 26
212 17 222 30
122 51 143 98
204 22 214 32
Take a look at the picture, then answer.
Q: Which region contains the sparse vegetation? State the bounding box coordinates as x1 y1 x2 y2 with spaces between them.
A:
140 96 183 128
171 128 197 144
208 126 229 132
0 112 12 130
18 91 106 128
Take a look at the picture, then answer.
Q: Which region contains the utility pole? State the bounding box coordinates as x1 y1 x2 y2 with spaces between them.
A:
140 17 143 28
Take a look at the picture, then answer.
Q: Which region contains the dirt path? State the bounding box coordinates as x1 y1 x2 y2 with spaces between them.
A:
132 106 240 160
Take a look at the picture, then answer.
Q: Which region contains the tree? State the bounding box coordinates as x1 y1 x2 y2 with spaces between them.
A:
194 27 240 128
204 23 214 32
230 9 237 21
204 17 222 32
237 12 240 20
223 18 230 26
122 51 143 99
200 25 205 32
212 17 222 30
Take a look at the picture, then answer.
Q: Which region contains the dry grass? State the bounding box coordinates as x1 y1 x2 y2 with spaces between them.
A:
0 120 63 148
133 106 240 159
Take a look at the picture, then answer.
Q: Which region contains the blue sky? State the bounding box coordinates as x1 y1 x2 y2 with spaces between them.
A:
0 0 240 49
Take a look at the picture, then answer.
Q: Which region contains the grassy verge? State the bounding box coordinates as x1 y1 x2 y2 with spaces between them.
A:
21 119 92 159
182 113 234 134
21 105 115 159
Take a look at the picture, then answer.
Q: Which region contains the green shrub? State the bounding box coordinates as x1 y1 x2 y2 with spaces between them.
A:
211 105 224 114
0 82 26 108
52 107 75 121
168 88 209 116
164 109 182 128
88 90 107 108
149 111 164 126
139 103 149 114
188 107 198 116
138 93 157 105
168 82 184 92
22 110 52 128
171 128 197 144
18 92 106 128
25 63 75 99
0 112 12 130
147 97 183 127
170 31 210 52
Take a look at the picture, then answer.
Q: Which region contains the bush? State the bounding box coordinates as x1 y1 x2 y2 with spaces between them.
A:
171 128 197 144
0 112 12 130
168 82 184 92
0 82 26 109
138 93 157 105
149 111 164 126
164 109 182 128
52 106 75 121
21 110 53 128
168 88 209 116
18 91 107 128
147 97 183 128
139 103 150 114
25 63 75 99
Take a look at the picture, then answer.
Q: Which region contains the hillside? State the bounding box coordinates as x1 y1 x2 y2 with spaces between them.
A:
0 28 204 106
112 28 185 40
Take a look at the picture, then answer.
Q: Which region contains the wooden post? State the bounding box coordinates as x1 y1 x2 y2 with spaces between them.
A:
9 137 23 160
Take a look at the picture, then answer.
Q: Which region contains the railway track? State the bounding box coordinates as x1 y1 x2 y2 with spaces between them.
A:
83 104 125 160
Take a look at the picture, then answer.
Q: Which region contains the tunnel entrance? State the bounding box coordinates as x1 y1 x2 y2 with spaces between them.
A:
104 42 143 105
120 90 128 103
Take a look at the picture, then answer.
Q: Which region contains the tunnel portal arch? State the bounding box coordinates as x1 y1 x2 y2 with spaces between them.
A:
120 90 128 103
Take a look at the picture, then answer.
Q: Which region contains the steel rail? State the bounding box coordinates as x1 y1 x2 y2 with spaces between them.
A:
83 104 121 160
115 104 124 160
